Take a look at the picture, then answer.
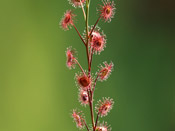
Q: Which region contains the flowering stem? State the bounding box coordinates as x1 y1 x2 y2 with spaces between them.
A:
73 24 86 46
74 58 86 75
80 0 86 21
82 119 89 131
86 1 90 72
87 89 95 130
89 16 101 38
94 113 99 129
89 48 94 70
86 1 95 130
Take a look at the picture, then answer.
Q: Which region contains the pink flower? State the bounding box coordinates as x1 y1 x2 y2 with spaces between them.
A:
98 61 114 81
89 26 106 54
60 10 75 30
99 0 116 23
66 47 77 69
69 0 86 8
79 89 89 106
96 121 111 131
72 109 85 129
76 72 91 89
95 97 114 117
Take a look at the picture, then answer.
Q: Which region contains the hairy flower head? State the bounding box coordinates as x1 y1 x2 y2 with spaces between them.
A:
99 0 116 23
98 61 114 81
60 10 75 30
75 72 92 90
65 46 77 69
72 109 85 129
69 0 86 8
88 26 106 54
95 97 114 117
95 121 111 131
79 89 89 106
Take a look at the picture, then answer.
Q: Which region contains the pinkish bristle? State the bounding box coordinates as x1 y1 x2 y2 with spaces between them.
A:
98 0 116 23
60 10 75 30
95 97 114 117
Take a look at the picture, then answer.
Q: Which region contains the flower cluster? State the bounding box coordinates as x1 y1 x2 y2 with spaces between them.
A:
60 0 116 130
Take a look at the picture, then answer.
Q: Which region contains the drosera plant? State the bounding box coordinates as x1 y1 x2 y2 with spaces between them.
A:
60 0 116 130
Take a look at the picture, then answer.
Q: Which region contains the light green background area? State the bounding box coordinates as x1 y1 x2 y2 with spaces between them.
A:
0 0 174 131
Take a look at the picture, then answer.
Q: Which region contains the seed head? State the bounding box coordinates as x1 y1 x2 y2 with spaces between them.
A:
89 26 106 54
65 46 77 69
75 72 92 90
95 121 111 131
79 89 89 106
60 10 75 30
95 97 114 117
69 0 86 8
98 61 114 81
99 0 116 23
72 109 85 129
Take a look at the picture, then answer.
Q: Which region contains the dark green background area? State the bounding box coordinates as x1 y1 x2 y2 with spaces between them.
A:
0 0 174 131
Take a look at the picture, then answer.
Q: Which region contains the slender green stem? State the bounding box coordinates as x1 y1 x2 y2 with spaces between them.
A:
86 0 90 72
80 0 86 20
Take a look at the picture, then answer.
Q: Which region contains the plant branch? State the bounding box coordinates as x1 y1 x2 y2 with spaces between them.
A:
94 113 99 130
73 24 86 46
86 1 90 73
82 119 89 131
80 0 86 21
74 58 86 75
89 16 101 38
87 89 95 130
89 48 94 70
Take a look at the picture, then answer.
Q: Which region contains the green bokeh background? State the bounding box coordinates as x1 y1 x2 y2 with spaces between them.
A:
0 0 174 131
